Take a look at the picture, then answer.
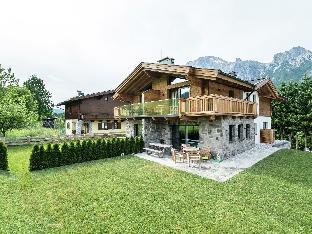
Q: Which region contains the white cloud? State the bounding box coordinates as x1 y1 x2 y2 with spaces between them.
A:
0 0 311 103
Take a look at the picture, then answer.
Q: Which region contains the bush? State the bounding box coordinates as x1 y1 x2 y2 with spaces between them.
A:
29 144 40 171
29 137 145 171
61 142 70 166
0 142 8 171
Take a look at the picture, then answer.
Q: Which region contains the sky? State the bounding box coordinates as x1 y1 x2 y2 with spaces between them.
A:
0 0 311 105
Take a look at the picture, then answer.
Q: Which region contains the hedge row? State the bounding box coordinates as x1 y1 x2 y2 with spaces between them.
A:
29 136 144 171
0 142 8 171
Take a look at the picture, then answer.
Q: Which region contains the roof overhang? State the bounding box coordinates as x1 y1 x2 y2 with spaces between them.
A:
113 62 253 100
255 79 284 101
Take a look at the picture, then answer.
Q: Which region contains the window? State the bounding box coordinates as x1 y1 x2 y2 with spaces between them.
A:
229 125 235 142
229 90 234 98
252 94 256 102
246 124 251 139
66 122 70 129
114 121 121 129
98 122 107 130
263 122 268 129
238 124 244 140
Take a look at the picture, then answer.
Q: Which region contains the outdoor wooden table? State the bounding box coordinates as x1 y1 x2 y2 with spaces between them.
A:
149 143 172 155
149 143 172 149
183 147 199 152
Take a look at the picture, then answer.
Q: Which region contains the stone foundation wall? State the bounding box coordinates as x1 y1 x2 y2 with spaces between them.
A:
125 119 172 147
199 117 255 160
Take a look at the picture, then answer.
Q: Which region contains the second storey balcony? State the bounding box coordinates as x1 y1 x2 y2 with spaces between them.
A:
114 94 257 119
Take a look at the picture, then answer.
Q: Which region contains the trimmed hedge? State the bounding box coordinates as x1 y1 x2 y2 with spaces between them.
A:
29 136 144 171
0 141 8 171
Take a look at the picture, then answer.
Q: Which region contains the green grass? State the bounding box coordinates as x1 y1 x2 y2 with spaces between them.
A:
1 147 312 233
4 122 61 139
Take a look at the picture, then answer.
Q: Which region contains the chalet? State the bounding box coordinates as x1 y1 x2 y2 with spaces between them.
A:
243 78 283 144
58 90 125 135
113 58 281 159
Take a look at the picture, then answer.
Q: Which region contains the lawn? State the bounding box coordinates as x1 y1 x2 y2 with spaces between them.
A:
0 147 312 233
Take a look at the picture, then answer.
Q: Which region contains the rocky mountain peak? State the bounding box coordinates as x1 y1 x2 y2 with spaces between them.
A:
187 47 312 85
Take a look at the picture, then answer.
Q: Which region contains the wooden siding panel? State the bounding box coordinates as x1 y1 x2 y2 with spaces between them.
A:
143 89 161 102
259 97 272 116
152 75 168 100
65 93 125 120
208 81 242 99
189 76 203 97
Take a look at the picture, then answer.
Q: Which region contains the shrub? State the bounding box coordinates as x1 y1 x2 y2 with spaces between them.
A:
52 144 61 167
0 142 8 171
100 139 107 159
124 138 130 155
29 144 40 171
29 137 145 171
106 140 112 158
69 141 77 164
76 141 83 163
44 143 53 169
129 137 135 154
138 136 144 153
61 142 70 166
38 145 45 170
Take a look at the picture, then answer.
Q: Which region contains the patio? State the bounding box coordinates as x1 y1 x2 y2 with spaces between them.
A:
135 140 290 182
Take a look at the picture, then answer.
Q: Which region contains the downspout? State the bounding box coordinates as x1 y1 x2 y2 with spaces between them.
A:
244 85 256 101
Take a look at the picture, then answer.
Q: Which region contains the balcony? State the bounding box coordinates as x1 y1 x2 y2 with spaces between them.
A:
180 94 257 116
114 94 257 119
114 99 179 118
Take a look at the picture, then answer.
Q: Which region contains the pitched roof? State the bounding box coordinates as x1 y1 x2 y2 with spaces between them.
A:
57 90 115 106
253 79 284 100
113 62 253 99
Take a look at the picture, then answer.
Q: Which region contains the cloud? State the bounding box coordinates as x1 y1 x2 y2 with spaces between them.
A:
0 0 311 103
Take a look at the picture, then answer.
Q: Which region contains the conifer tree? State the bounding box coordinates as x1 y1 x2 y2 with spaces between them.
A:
29 144 40 171
0 141 8 171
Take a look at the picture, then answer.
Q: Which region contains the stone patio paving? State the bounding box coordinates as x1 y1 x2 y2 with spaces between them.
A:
135 140 291 182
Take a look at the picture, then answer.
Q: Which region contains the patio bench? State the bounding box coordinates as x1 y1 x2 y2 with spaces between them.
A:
143 148 164 158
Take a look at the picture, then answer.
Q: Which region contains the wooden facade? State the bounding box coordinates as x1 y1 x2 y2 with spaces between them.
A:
59 91 125 121
113 62 256 118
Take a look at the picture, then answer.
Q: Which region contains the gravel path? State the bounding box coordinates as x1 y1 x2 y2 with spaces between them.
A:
135 140 290 182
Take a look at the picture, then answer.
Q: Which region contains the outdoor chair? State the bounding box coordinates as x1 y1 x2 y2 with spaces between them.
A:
171 148 186 163
187 150 202 169
200 147 212 160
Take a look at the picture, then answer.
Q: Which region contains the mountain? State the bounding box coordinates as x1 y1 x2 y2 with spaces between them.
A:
53 107 64 115
186 46 312 85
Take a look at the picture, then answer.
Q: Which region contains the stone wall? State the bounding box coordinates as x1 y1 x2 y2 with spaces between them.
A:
199 116 255 160
125 119 172 147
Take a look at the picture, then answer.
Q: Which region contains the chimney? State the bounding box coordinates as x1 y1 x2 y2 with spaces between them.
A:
77 90 84 96
229 71 237 77
157 57 175 65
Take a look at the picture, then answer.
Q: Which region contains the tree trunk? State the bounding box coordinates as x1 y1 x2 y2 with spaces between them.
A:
295 132 298 150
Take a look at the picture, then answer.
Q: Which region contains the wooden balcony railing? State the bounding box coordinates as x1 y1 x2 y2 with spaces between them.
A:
179 94 257 116
114 94 257 118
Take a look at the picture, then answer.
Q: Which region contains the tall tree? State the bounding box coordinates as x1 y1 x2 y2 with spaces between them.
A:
0 86 38 136
24 75 53 120
272 75 312 148
0 64 18 89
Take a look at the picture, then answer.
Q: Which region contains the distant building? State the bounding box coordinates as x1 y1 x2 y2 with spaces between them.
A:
42 117 57 129
57 90 126 135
